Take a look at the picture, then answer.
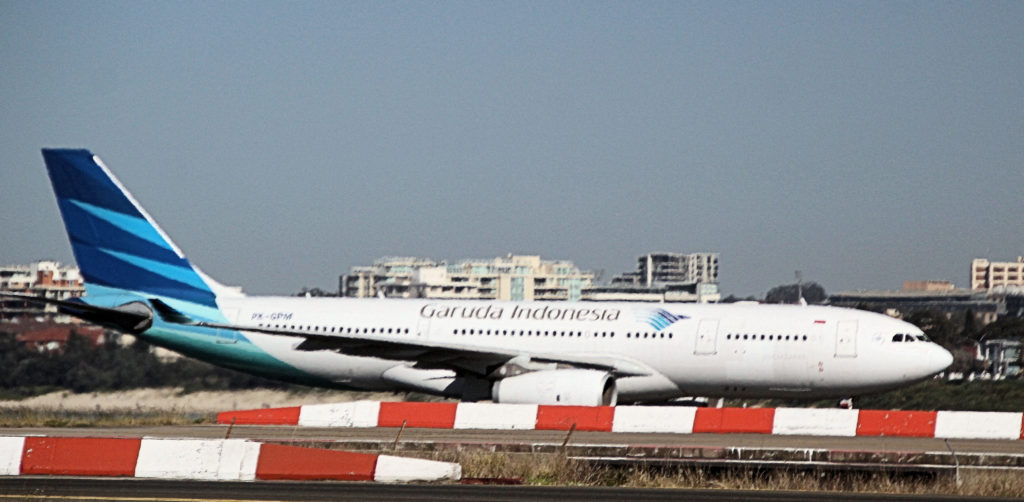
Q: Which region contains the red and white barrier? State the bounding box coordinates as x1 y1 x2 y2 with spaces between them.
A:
933 411 1024 440
0 436 460 482
772 408 859 437
218 401 1024 440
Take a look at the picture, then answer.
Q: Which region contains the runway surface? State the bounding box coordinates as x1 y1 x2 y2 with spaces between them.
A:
3 425 1022 455
0 477 1017 502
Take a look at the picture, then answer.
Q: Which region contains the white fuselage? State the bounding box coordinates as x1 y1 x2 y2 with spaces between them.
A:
206 297 953 402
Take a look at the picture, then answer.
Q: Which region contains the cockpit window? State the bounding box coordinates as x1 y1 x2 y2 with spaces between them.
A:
892 334 904 342
915 335 928 342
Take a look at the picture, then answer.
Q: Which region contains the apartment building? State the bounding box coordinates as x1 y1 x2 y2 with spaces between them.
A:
585 252 720 303
0 261 85 320
972 257 1024 290
340 255 595 301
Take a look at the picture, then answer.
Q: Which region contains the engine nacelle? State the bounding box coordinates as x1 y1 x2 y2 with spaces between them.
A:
491 369 617 406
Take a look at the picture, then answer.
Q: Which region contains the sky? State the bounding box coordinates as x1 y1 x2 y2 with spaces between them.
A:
1 1 1021 298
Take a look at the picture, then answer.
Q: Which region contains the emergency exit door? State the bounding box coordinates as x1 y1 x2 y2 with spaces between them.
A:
834 320 857 358
694 319 719 355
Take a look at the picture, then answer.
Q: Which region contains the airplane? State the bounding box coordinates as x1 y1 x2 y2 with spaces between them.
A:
4 148 953 406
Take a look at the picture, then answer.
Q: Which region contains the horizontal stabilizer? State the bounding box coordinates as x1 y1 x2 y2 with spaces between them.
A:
0 292 153 333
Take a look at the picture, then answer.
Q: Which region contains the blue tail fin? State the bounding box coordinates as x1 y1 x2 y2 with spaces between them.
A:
42 149 220 307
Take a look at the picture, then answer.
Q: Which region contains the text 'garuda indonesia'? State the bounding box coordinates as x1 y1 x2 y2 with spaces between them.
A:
419 303 621 322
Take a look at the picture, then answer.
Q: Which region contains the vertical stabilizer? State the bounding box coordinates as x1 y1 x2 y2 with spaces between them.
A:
41 149 228 307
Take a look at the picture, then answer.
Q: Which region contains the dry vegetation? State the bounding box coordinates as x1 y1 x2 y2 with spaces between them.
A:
442 451 1024 497
0 388 402 426
0 406 206 427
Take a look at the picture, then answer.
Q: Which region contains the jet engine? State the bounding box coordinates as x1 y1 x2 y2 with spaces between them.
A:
491 369 617 406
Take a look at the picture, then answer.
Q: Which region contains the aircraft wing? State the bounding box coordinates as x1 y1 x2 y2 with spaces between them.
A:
180 317 652 378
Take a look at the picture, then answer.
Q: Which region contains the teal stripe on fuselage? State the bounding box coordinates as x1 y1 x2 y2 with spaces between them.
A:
82 284 337 388
140 323 337 387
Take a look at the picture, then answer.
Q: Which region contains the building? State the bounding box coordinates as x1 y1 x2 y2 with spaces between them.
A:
971 257 1024 291
829 288 1001 326
581 252 720 303
903 280 955 292
10 321 105 352
0 261 85 320
610 252 718 287
978 339 1022 378
340 255 596 301
340 257 439 299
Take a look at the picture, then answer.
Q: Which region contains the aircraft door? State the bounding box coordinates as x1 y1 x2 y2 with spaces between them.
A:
834 320 857 358
694 319 719 355
416 318 430 338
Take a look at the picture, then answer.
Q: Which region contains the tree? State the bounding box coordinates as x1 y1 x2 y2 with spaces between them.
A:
961 309 978 341
903 309 961 348
976 318 1024 342
765 282 826 304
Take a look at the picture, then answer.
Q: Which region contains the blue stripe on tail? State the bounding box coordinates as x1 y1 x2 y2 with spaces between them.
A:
42 149 217 308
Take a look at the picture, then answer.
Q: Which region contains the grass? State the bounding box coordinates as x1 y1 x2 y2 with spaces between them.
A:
442 451 1024 497
739 378 1024 411
0 406 213 427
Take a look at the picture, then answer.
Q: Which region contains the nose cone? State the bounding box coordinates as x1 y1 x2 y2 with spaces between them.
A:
928 346 954 375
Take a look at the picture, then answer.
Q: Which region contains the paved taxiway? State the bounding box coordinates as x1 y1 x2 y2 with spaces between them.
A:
3 425 1023 455
0 478 1018 502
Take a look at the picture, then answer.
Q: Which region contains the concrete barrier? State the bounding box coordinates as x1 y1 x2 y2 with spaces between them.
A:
374 454 464 483
611 405 697 433
693 407 775 434
217 406 301 426
135 438 260 480
298 401 381 428
856 410 936 437
934 411 1024 440
380 402 458 428
0 437 25 476
22 437 141 476
536 405 615 431
454 403 538 430
0 436 461 483
217 401 1024 440
772 408 859 437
